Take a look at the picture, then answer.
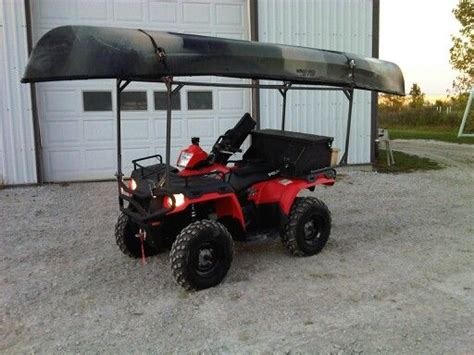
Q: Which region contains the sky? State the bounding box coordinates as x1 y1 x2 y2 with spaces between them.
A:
380 0 461 96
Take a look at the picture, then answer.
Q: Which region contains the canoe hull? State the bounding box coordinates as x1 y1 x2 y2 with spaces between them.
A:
22 25 404 95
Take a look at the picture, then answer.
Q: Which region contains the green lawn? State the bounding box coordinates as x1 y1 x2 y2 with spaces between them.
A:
384 127 474 144
374 149 443 174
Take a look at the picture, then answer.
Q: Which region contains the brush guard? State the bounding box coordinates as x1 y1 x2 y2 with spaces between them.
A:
118 178 176 224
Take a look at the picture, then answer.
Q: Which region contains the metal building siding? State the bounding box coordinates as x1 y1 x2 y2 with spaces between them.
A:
0 0 37 184
258 0 373 164
0 3 4 184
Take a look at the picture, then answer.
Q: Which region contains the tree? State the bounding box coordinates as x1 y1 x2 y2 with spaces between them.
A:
450 0 473 93
380 93 405 111
449 91 469 111
434 99 445 107
408 83 425 108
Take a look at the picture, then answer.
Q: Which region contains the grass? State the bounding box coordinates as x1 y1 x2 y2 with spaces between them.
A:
381 126 474 144
374 149 443 174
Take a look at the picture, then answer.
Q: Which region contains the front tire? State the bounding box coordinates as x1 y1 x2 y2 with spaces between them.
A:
115 213 160 258
170 220 234 290
281 197 331 256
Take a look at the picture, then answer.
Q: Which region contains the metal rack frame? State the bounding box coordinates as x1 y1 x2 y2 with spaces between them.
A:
115 77 355 192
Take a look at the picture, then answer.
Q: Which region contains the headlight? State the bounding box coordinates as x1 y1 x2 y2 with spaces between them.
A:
128 178 137 191
177 152 193 168
165 193 186 208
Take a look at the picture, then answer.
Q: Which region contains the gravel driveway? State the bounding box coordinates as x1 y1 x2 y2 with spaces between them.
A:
1 140 473 353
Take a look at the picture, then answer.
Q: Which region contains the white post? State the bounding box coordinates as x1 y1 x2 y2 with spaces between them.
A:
458 88 474 137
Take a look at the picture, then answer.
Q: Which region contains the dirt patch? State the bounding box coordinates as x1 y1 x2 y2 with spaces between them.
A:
1 141 473 353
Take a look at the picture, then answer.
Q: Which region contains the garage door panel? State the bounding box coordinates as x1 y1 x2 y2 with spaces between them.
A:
122 119 151 140
215 3 243 26
32 0 249 181
78 0 108 21
149 2 178 23
85 149 115 171
113 0 145 22
46 150 82 174
155 119 185 140
43 120 81 145
218 89 246 111
38 0 72 21
187 117 215 144
182 3 211 24
41 89 77 115
83 120 115 142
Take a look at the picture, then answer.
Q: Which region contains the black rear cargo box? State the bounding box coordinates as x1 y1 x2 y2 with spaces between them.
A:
243 129 333 177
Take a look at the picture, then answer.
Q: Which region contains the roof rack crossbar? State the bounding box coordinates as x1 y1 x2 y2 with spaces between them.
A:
137 78 350 91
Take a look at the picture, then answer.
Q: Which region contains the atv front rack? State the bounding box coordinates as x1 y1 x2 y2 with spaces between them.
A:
132 154 163 178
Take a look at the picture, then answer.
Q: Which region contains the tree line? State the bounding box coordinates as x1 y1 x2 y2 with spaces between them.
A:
379 83 469 128
379 0 472 130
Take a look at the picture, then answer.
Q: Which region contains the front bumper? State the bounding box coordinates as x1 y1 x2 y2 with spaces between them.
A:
117 178 175 225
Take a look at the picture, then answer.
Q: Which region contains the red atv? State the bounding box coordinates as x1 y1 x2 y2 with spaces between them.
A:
116 113 335 290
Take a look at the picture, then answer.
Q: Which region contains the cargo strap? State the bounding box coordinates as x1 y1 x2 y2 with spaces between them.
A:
136 229 147 265
138 29 167 62
343 56 356 86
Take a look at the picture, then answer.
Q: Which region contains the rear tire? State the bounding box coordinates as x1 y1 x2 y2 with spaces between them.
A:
115 213 160 258
170 220 234 290
281 197 331 256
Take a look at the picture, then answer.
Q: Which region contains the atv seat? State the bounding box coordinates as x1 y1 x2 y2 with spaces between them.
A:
227 160 276 193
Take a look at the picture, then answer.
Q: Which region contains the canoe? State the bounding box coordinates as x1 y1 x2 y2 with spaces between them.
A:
22 25 404 95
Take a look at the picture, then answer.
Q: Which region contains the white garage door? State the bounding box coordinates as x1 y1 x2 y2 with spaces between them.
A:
30 0 250 182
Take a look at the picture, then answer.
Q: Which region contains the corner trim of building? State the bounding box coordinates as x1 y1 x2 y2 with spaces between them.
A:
24 0 43 184
370 0 380 164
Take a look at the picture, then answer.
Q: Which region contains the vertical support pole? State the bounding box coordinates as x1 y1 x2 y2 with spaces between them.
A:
252 82 261 129
25 0 44 184
115 79 124 207
281 90 287 131
279 83 291 131
164 78 173 189
249 0 260 128
371 0 380 163
116 79 122 182
340 89 354 166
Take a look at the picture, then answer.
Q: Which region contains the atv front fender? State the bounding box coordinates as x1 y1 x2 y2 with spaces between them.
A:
167 192 245 230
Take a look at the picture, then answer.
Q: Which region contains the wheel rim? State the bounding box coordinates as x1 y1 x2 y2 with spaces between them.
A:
302 216 323 247
192 241 223 277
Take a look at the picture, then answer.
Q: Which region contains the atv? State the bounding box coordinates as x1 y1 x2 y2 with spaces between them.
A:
116 112 336 290
22 25 405 290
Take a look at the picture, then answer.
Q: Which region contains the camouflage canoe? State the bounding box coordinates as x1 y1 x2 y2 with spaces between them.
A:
22 25 404 95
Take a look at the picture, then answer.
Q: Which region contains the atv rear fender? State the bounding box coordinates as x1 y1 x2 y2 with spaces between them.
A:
248 174 335 215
